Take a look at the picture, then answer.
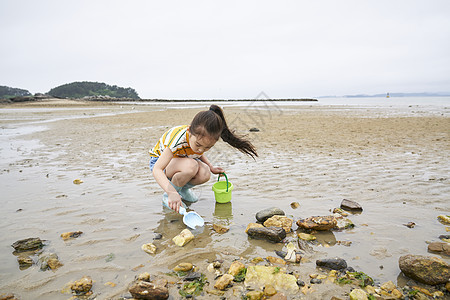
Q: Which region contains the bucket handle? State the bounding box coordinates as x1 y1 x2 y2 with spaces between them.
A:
218 173 229 192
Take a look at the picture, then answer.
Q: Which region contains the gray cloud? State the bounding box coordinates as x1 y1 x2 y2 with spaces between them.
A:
1 0 449 98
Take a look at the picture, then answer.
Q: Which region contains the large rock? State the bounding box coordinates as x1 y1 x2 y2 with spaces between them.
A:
316 258 348 270
256 207 285 223
340 199 363 212
296 215 337 231
263 215 293 233
398 254 450 285
427 242 450 256
11 237 44 252
245 266 299 293
247 227 286 243
129 281 169 299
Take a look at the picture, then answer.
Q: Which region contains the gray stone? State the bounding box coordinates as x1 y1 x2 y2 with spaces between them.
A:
247 226 286 243
255 207 285 223
316 257 348 270
340 199 363 212
399 254 450 285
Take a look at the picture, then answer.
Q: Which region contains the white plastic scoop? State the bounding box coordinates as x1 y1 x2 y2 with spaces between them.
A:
179 207 204 229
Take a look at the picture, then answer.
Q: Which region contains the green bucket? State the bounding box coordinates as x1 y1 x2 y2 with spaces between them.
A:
212 173 234 203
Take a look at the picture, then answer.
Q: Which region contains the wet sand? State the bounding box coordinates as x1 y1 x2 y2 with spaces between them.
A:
0 99 449 299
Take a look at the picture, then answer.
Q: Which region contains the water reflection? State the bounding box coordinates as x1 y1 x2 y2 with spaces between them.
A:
213 202 233 223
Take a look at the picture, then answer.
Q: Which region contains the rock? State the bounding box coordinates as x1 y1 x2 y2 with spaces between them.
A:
184 272 202 281
275 250 287 258
228 261 245 276
245 223 264 233
284 242 301 263
380 280 396 292
60 231 83 240
249 128 260 132
446 282 450 292
437 215 450 225
172 229 194 246
141 243 157 255
264 284 277 296
245 290 263 299
137 272 151 282
270 292 287 300
310 278 322 284
340 199 363 212
296 215 337 231
256 207 285 223
245 266 299 293
173 263 193 272
335 218 354 230
213 224 229 234
403 222 416 228
39 253 63 271
71 276 93 295
427 242 450 256
263 215 293 233
247 227 286 243
267 256 286 265
11 237 44 252
73 179 83 184
298 233 316 241
129 280 169 299
332 208 348 217
0 293 19 300
297 239 314 253
290 202 300 209
398 254 450 285
349 288 368 300
17 255 33 269
153 233 163 240
316 258 348 270
214 274 234 290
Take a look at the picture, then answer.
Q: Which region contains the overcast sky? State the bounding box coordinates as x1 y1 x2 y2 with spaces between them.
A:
1 1 449 99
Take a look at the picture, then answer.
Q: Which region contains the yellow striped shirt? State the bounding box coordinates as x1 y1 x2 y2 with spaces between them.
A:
149 125 202 158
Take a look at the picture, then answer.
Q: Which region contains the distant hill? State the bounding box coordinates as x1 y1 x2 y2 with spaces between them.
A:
0 85 32 99
48 81 140 99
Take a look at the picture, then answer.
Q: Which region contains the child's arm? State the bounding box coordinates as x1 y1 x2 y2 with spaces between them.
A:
152 148 183 212
199 154 225 174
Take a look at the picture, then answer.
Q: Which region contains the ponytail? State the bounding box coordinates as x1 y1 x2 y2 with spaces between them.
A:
209 105 258 159
190 105 258 158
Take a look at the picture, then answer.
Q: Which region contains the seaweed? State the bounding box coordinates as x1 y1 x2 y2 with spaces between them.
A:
179 273 207 297
234 268 247 282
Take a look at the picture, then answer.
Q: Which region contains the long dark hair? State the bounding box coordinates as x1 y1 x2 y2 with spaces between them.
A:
190 104 258 158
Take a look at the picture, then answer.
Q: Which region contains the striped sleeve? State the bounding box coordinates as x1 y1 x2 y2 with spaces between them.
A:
149 125 188 157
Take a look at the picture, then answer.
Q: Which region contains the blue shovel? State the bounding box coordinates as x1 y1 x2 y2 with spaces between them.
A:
179 207 204 229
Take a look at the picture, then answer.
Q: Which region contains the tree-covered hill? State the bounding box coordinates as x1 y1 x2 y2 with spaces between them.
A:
48 81 140 99
0 85 32 99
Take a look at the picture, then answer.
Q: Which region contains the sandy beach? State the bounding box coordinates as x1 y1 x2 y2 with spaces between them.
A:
0 98 449 299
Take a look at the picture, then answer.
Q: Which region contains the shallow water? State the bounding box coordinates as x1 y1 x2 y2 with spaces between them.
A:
0 101 449 299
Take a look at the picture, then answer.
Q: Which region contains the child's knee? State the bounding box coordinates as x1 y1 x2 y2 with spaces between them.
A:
185 159 199 176
196 164 211 183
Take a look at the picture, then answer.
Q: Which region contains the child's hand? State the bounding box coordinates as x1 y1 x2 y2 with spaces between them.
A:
168 192 182 213
210 166 225 174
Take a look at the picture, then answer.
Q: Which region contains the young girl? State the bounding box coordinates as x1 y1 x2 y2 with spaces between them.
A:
149 104 258 213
